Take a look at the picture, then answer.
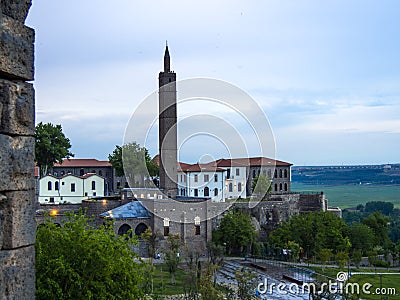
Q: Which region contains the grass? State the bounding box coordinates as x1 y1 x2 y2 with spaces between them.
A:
150 264 188 295
309 266 400 299
291 182 400 209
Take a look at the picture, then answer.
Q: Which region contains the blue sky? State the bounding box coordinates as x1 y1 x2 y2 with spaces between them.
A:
26 0 400 165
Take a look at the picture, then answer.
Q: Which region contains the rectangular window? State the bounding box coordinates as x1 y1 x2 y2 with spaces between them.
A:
236 168 240 176
204 174 209 182
71 183 76 192
49 197 54 203
194 189 198 197
164 226 170 236
194 225 200 235
214 174 218 182
194 174 198 182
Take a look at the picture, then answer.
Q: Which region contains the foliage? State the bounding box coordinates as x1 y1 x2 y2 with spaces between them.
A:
141 227 157 259
365 201 394 215
35 212 143 299
269 211 349 259
286 240 301 262
251 174 272 199
234 268 257 300
198 263 224 300
362 211 391 247
348 223 374 255
35 122 74 178
319 248 333 272
164 233 181 285
108 142 159 186
213 210 256 255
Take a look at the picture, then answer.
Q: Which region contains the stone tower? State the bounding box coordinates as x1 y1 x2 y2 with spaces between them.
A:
0 0 36 298
158 44 178 198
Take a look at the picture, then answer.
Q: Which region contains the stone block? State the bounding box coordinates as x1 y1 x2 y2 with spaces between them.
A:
0 245 35 299
0 134 35 192
1 190 36 249
0 79 34 135
0 0 32 22
0 14 34 80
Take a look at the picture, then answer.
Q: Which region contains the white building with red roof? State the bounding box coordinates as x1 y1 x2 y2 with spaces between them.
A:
39 173 105 204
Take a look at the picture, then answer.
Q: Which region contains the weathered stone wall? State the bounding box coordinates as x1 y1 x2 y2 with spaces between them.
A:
0 0 36 298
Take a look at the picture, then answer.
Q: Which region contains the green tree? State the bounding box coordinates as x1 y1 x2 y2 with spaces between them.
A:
108 142 159 187
365 201 394 216
234 268 257 300
164 233 181 285
363 211 391 247
319 248 333 272
35 122 74 178
36 212 143 299
251 173 272 199
213 211 256 255
348 223 374 255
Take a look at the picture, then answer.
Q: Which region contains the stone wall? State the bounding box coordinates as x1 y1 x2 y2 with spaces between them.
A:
0 0 36 298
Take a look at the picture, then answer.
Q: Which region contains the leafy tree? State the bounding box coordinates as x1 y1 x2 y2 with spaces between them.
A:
335 251 349 269
251 174 272 199
319 248 333 272
199 263 224 300
363 211 391 247
348 223 374 255
35 122 74 178
36 212 144 299
287 240 301 262
108 142 159 187
365 201 394 216
213 211 256 255
234 268 257 300
164 233 181 285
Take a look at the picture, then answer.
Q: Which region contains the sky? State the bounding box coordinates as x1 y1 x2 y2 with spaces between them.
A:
26 0 400 166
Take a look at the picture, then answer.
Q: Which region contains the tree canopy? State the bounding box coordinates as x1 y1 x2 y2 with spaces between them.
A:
251 173 272 199
36 213 144 299
108 142 159 187
213 210 256 255
35 122 74 177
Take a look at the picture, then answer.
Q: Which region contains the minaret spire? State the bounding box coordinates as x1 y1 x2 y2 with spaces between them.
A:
164 41 170 72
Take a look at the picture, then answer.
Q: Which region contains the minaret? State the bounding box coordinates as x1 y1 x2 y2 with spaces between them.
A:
158 43 177 198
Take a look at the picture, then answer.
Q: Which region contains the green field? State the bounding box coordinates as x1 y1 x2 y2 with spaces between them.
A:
291 182 400 209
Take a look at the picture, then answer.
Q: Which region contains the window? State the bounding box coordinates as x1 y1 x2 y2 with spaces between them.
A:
227 169 231 179
204 187 209 197
91 180 96 190
274 170 277 178
71 183 76 192
252 170 256 178
163 218 170 236
93 192 96 196
214 174 218 182
55 181 59 190
62 182 65 185
204 174 209 182
47 181 52 191
274 184 278 191
236 168 240 176
214 188 218 196
284 183 288 191
279 169 283 178
180 174 183 182
85 192 88 196
194 217 201 235
284 169 288 178
49 197 54 203
99 170 103 176
80 168 84 176
194 189 198 197
279 183 282 191
228 183 233 192
238 182 242 192
194 174 198 182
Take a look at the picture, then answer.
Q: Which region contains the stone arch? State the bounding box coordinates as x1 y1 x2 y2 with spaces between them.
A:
135 223 148 236
118 223 132 238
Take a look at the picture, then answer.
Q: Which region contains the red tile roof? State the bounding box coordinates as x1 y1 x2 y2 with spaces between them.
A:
54 159 112 168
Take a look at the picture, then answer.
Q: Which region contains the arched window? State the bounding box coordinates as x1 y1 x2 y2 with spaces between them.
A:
284 169 288 178
47 181 52 191
238 182 242 192
214 188 218 196
274 169 277 178
163 218 170 236
279 169 283 178
274 184 278 191
204 187 209 197
135 223 148 236
279 183 282 191
55 181 59 191
91 180 96 190
228 183 233 192
284 183 288 191
118 224 132 239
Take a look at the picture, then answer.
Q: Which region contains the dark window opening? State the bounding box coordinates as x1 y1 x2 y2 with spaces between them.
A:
214 188 218 196
238 182 242 192
204 187 209 197
214 174 218 182
55 181 59 190
71 183 75 192
47 181 52 191
194 225 200 235
49 197 54 203
164 226 170 236
194 189 198 197
228 183 233 192
91 180 96 190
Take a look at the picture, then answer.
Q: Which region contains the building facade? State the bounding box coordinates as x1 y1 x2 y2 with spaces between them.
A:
39 173 105 204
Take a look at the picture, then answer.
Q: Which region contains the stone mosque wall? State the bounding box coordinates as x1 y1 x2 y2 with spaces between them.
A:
0 0 36 298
